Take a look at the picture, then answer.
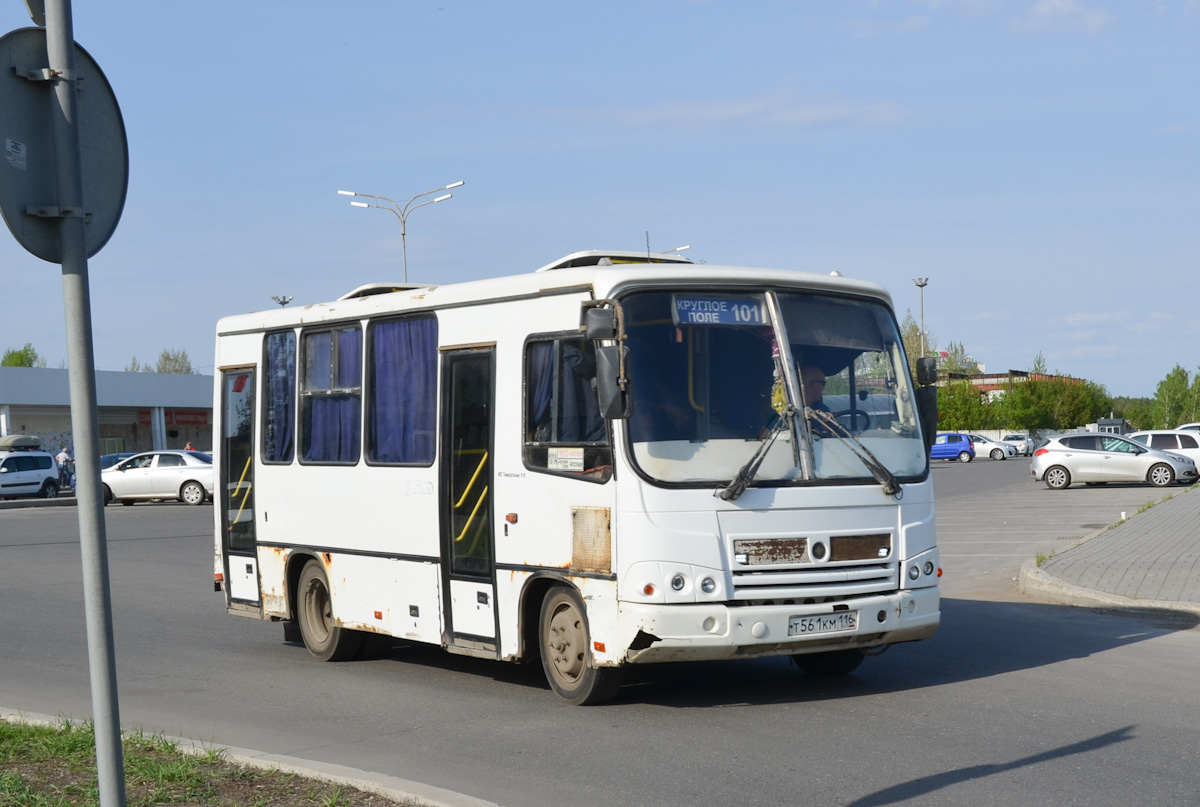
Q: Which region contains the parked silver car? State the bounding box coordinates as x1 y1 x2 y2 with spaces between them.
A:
967 434 1018 460
1128 430 1200 465
100 450 213 505
1000 433 1035 456
1031 433 1198 490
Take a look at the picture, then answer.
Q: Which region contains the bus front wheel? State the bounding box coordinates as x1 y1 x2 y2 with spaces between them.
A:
539 586 623 705
793 648 866 676
296 560 363 662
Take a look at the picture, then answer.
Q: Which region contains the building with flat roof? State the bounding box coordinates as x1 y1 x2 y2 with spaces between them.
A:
0 367 213 455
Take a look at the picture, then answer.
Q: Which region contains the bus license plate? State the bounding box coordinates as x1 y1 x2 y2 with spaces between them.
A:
788 611 857 636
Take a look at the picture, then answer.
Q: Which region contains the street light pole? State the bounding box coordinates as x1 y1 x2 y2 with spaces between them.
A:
338 181 464 282
913 277 929 358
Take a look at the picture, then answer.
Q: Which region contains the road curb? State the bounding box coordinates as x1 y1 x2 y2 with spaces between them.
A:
0 496 76 510
1 708 502 807
1018 559 1200 618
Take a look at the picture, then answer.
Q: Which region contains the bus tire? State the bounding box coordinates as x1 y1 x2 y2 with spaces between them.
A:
296 559 363 662
793 648 866 676
539 586 623 705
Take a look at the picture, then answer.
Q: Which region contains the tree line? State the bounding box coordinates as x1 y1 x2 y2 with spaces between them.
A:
1 343 194 374
898 311 1198 433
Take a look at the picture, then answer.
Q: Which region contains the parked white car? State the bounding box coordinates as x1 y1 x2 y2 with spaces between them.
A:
101 450 213 505
0 435 60 499
1128 430 1200 465
1031 433 1198 490
1176 422 1200 431
967 434 1018 460
1000 433 1035 456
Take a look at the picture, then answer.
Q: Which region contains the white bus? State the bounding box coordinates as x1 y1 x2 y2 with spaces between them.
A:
213 250 941 704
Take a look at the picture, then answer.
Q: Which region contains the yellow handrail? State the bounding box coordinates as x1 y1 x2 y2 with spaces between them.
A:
454 485 489 543
227 455 253 531
453 450 488 509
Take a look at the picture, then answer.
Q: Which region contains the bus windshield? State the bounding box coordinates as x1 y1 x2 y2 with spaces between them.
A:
623 289 927 486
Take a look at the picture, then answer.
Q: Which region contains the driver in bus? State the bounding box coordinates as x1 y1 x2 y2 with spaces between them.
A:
799 365 831 413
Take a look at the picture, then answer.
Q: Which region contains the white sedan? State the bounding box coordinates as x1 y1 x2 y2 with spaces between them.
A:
967 434 1018 460
101 450 214 505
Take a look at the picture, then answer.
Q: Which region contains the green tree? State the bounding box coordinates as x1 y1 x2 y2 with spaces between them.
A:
1112 396 1154 430
1 343 47 368
937 379 988 430
1152 365 1191 428
899 309 935 380
1183 366 1200 426
1031 376 1111 431
154 348 194 374
940 340 980 376
126 349 195 374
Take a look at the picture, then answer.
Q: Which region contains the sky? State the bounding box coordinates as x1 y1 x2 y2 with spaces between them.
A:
0 0 1196 399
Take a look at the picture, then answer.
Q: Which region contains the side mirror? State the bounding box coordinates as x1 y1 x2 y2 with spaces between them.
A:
916 386 938 452
595 345 631 420
916 356 937 386
583 307 617 340
0 466 8 474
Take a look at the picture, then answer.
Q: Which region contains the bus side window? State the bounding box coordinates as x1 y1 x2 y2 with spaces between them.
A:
300 326 362 464
368 315 438 465
262 330 296 464
524 336 612 482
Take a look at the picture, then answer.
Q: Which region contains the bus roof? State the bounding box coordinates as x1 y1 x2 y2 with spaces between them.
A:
533 249 693 273
216 252 895 335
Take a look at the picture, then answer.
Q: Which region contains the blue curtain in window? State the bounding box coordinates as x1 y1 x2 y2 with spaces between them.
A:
528 341 554 439
264 332 295 462
559 344 605 442
371 317 437 463
304 328 362 463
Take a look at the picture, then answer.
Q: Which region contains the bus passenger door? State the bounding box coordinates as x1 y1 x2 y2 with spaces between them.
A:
440 348 497 645
221 368 259 606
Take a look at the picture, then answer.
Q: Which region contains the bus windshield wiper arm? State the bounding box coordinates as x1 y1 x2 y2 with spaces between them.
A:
808 409 901 496
717 407 793 501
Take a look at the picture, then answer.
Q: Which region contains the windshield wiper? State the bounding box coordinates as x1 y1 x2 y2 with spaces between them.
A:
807 409 901 496
716 407 794 501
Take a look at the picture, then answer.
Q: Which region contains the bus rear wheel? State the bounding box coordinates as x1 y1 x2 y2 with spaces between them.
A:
296 560 362 662
793 648 866 676
539 586 623 705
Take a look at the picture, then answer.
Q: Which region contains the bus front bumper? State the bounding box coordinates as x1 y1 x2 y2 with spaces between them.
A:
615 587 939 665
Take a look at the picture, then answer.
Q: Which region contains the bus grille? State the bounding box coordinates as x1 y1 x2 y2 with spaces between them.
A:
730 562 899 601
728 533 898 600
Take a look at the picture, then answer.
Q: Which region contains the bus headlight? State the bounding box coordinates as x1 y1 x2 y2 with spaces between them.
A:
701 577 716 594
908 565 921 581
671 574 685 591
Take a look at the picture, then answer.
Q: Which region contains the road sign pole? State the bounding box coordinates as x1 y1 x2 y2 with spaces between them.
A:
43 1 127 804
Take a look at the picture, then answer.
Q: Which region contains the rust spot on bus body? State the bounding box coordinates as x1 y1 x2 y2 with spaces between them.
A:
734 537 809 566
259 545 290 617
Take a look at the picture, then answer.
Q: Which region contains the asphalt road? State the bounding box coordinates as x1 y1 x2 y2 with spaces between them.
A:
2 461 1198 807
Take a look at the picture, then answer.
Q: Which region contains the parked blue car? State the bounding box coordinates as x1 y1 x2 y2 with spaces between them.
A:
931 432 975 463
100 452 137 470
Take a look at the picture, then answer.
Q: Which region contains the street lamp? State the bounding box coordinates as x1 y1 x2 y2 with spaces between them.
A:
912 277 929 358
337 181 464 282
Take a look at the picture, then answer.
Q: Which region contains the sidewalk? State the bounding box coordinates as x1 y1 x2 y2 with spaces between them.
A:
1020 483 1200 617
